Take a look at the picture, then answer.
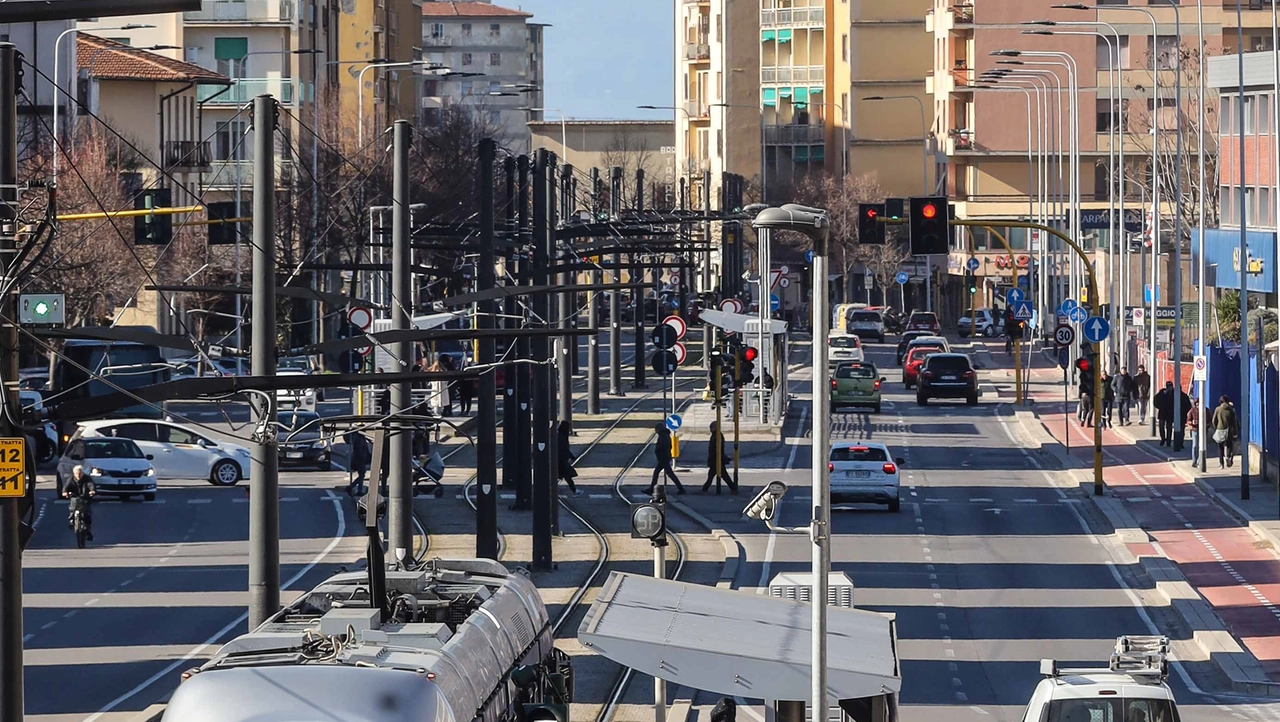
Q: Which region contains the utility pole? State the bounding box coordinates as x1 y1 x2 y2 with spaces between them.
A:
609 166 624 396
387 119 413 560
558 163 574 429
548 153 560 536
502 156 519 491
515 155 533 511
703 169 712 367
531 149 553 569
587 167 601 414
248 93 280 630
0 42 24 722
633 168 646 390
476 138 498 559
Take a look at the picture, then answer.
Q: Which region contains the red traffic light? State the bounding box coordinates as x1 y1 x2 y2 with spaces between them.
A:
744 347 758 362
865 208 878 218
1075 358 1091 372
921 203 937 219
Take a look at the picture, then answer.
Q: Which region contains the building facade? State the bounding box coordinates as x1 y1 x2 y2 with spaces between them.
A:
336 0 422 135
528 119 676 200
419 1 544 153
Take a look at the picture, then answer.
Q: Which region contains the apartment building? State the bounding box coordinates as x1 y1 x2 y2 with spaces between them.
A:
337 0 422 134
420 1 544 154
1 19 75 147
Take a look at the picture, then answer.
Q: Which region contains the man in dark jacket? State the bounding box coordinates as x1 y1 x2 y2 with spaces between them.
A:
1134 365 1152 424
1113 368 1135 425
702 421 737 494
1100 372 1115 429
645 425 685 495
556 421 581 496
345 431 371 496
1154 381 1175 446
62 464 96 540
1173 387 1192 452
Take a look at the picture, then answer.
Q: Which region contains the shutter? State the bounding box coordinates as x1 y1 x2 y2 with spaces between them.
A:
214 37 248 60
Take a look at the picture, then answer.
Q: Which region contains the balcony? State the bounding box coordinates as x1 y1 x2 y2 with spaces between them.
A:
184 0 295 23
198 78 306 105
685 42 710 60
947 128 974 153
199 157 290 190
164 140 212 170
761 65 825 84
760 6 824 27
423 35 454 47
683 100 710 119
952 3 973 25
764 124 825 145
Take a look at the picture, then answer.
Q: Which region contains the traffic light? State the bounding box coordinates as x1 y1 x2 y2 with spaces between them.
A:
965 274 978 295
908 196 950 256
207 201 240 245
858 203 886 245
133 188 173 245
885 198 905 220
1075 357 1095 395
739 346 757 385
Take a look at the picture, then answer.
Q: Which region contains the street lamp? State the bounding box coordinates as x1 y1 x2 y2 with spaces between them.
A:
751 204 830 722
357 60 437 140
863 96 930 194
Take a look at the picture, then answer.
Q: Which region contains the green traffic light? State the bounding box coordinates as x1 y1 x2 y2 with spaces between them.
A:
33 301 49 316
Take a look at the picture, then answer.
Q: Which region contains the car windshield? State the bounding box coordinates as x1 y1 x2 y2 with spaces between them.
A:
850 312 881 323
279 358 309 372
836 364 877 380
84 439 144 459
831 337 860 348
926 356 971 372
1046 698 1176 722
277 411 321 431
908 346 942 361
831 446 889 462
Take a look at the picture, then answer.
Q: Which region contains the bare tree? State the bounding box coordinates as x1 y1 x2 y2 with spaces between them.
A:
794 170 911 297
601 129 661 204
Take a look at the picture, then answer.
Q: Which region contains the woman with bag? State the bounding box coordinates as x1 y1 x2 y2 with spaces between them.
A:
1211 395 1240 469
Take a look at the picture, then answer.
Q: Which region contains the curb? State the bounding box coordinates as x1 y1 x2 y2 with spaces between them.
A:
1011 406 1280 696
130 703 168 722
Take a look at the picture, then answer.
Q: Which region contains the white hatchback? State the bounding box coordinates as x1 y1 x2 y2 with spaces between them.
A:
828 334 865 368
74 419 251 486
828 441 904 512
56 436 156 500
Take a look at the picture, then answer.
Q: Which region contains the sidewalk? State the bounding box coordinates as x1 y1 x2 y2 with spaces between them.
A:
982 339 1280 692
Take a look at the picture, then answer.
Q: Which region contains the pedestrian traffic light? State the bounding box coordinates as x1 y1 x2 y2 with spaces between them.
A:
133 188 173 245
739 346 757 385
1076 357 1095 394
909 196 950 256
858 203 886 245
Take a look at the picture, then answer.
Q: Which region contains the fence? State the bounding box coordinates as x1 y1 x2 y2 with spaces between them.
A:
1203 345 1279 467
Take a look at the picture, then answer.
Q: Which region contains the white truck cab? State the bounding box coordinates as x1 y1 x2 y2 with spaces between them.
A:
1022 636 1180 722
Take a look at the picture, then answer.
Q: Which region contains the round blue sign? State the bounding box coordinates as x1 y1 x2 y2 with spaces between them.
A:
966 257 980 272
770 294 781 312
1069 306 1088 324
1082 316 1111 343
1059 298 1079 315
1006 288 1025 305
665 414 683 431
895 271 909 285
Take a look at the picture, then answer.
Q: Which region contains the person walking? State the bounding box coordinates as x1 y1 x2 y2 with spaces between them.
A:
1113 367 1135 425
345 430 371 496
1134 365 1152 424
1154 382 1174 446
1173 386 1192 452
1100 372 1115 428
1185 394 1200 463
1079 388 1095 428
429 359 452 416
458 370 475 416
1211 395 1240 468
702 421 737 494
644 424 685 495
556 420 582 496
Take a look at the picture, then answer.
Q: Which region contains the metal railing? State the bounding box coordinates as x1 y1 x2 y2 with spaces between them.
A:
198 78 304 105
423 36 454 47
184 0 295 22
199 157 291 189
163 140 211 170
761 65 824 84
761 6 825 27
764 124 825 145
685 42 710 60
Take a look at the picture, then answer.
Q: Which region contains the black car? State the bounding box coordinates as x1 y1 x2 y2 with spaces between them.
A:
277 410 332 470
895 331 932 365
917 353 979 406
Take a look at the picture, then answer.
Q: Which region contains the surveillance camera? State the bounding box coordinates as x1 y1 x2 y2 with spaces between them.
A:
743 481 787 522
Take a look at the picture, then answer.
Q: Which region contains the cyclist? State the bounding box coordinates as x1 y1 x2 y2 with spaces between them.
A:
61 464 96 541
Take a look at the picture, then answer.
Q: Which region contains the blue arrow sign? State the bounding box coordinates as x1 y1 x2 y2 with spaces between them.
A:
770 294 781 312
1013 300 1034 321
1069 306 1088 324
1082 316 1110 343
966 257 980 272
1059 298 1079 316
895 271 909 285
1006 288 1025 305
665 414 683 432
805 249 815 264
1017 274 1030 289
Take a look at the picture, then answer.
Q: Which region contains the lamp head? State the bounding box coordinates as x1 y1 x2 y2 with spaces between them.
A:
991 49 1023 57
864 95 885 101
1051 3 1092 10
1023 20 1057 26
996 60 1026 66
1022 30 1055 36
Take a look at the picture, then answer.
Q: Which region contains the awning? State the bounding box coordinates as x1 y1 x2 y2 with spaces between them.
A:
762 30 776 42
763 88 777 107
579 572 901 701
778 29 793 43
794 87 810 102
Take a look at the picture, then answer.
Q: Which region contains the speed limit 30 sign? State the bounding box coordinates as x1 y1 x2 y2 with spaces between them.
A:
1054 323 1075 348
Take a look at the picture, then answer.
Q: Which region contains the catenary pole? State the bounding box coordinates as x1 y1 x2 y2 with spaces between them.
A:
610 167 624 396
502 157 519 489
1236 3 1252 500
515 156 534 511
532 149 554 568
476 138 498 559
588 167 602 414
387 120 414 560
558 164 574 428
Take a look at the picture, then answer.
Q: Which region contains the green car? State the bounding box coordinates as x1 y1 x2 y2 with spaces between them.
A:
831 361 885 413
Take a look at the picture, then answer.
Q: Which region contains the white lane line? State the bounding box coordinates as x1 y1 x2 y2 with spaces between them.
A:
82 489 350 722
41 621 55 631
187 499 212 505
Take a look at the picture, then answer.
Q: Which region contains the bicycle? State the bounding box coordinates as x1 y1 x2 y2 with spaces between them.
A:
66 494 93 549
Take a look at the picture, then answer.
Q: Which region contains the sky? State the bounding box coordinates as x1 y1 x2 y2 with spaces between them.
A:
512 1 673 121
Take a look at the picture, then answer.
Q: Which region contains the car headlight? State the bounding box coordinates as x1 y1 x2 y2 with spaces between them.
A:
89 467 103 477
145 468 155 477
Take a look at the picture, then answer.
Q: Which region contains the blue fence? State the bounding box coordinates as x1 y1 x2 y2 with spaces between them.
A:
1204 345 1279 462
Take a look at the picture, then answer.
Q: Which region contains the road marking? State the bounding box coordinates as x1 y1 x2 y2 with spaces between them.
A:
187 499 212 505
41 621 55 630
281 497 299 503
588 493 613 499
82 489 350 722
1014 498 1038 503
499 493 516 500
84 598 99 606
969 497 994 503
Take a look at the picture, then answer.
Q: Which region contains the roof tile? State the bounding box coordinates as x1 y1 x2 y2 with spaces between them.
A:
421 1 532 19
77 33 230 84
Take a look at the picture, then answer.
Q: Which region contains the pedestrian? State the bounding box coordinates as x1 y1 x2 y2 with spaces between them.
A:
1113 367 1135 425
1154 382 1175 446
441 356 461 416
702 421 737 494
644 424 685 495
1134 365 1152 424
345 430 371 496
555 421 581 496
429 359 452 416
1100 372 1115 428
1173 386 1192 452
1079 389 1095 428
1186 394 1200 465
458 372 475 416
1211 395 1240 469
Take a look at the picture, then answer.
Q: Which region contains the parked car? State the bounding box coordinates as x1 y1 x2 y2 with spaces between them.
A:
56 436 156 500
74 419 251 486
847 309 887 343
828 334 864 368
958 309 1003 338
828 441 904 512
276 410 332 470
19 390 58 463
18 368 49 392
906 311 941 334
830 361 884 413
916 353 979 406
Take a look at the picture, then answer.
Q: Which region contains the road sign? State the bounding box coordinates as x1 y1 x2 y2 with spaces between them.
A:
896 271 909 285
1143 284 1161 304
670 272 681 285
665 414 683 432
1059 298 1079 316
347 306 373 331
1017 274 1029 289
651 324 679 349
1131 307 1146 326
1054 323 1075 348
651 350 678 376
672 342 688 365
770 271 783 288
966 257 980 272
1012 300 1034 321
720 298 744 313
663 315 687 340
770 294 781 312
805 249 815 264
357 345 373 357
779 265 789 275
1057 347 1069 369
1006 288 1025 305
1069 306 1088 323
0 438 24 497
779 277 790 288
1193 355 1208 381
1082 316 1110 343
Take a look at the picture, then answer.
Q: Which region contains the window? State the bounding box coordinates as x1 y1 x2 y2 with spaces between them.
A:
1096 99 1116 132
490 23 501 37
1221 94 1234 135
1155 35 1179 70
830 446 888 462
834 364 877 380
430 23 444 38
1221 185 1233 225
107 37 131 46
213 37 248 77
488 110 502 125
462 52 473 66
1243 95 1255 135
489 80 501 94
422 107 441 125
842 92 848 122
162 426 201 445
214 121 247 161
489 52 501 66
84 439 144 459
1245 186 1255 226
110 423 158 442
1261 94 1272 135
1262 186 1273 227
461 22 472 37
842 34 848 61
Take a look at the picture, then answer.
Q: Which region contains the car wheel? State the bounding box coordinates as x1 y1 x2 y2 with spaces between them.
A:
967 394 979 406
888 497 901 513
874 403 882 414
917 394 928 406
210 459 242 486
144 493 156 502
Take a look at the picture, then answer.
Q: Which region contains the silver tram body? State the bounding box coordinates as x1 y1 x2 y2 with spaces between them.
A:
163 558 572 722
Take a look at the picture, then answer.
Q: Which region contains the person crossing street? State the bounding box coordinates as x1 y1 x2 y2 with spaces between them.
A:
701 421 737 494
645 424 685 495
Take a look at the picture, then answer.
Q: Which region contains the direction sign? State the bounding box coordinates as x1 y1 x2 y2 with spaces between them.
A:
0 438 24 498
663 314 687 340
1193 354 1208 381
805 249 815 264
651 350 678 376
1082 316 1111 343
720 298 744 313
896 271 909 285
1131 307 1146 326
1054 323 1075 348
770 294 781 312
966 257 980 272
1059 298 1079 316
1012 300 1034 321
1069 306 1088 323
672 342 688 365
651 324 679 350
347 306 373 331
1006 288 1025 305
665 413 683 432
